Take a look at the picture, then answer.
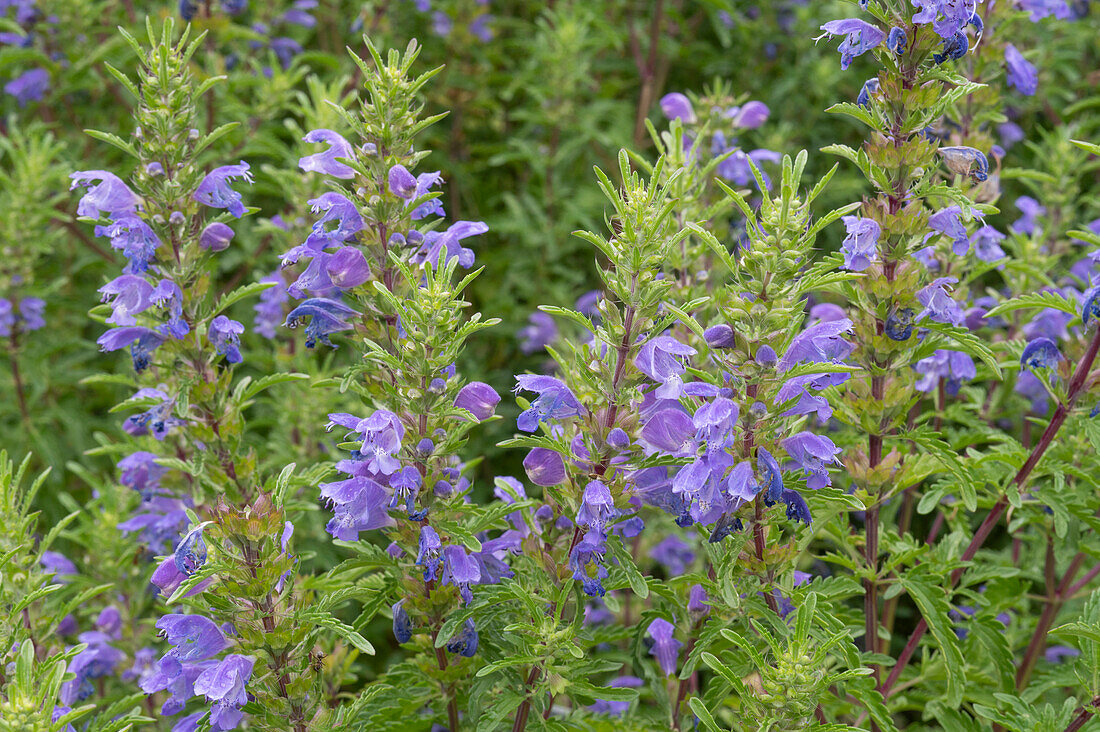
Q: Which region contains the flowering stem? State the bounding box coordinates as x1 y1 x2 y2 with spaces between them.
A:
882 327 1100 697
243 537 308 732
6 332 30 426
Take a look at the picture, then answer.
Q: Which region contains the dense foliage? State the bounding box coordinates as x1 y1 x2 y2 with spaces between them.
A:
2 1 1100 730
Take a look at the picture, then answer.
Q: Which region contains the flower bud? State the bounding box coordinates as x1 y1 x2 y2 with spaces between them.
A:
388 164 417 199
523 448 566 486
326 246 371 289
704 324 735 349
199 222 234 252
453 381 500 420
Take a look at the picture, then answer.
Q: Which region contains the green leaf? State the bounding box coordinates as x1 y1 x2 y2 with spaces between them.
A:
211 281 275 317
900 577 967 707
919 321 1002 379
688 697 725 732
299 610 375 654
241 372 310 401
982 291 1080 320
606 536 649 599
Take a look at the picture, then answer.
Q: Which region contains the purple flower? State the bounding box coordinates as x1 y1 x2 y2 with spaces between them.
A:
118 496 189 554
200 222 235 252
1016 370 1050 413
916 277 965 326
122 387 187 439
912 0 977 38
388 164 417 198
1011 196 1046 235
716 146 781 189
98 275 154 326
319 476 393 540
157 615 230 661
589 676 643 716
392 599 412 643
782 489 812 525
928 206 971 255
269 37 303 69
299 129 355 178
726 460 760 503
1004 44 1037 95
194 654 254 731
41 551 77 580
570 530 609 597
326 246 371 289
174 524 207 577
441 544 481 604
778 319 854 371
673 452 736 524
818 19 885 70
208 316 244 364
284 297 358 348
840 216 880 271
938 147 989 183
514 374 583 432
781 432 841 490
70 171 140 219
454 381 501 420
523 448 567 486
97 214 161 273
1021 337 1062 370
97 326 167 372
282 193 364 264
446 619 479 657
635 336 696 399
730 101 769 128
577 480 616 532
388 466 421 516
659 92 695 123
118 451 170 498
1018 0 1071 22
411 220 487 268
647 618 683 676
4 67 48 105
409 171 445 219
857 77 881 108
694 397 739 452
150 279 189 339
194 162 252 218
60 636 125 704
1045 646 1081 663
417 525 443 581
758 447 784 502
777 374 840 422
519 311 558 353
1083 283 1100 328
688 584 710 617
640 408 696 457
886 26 908 54
703 323 735 349
970 225 1006 262
650 535 695 574
254 272 289 338
932 31 970 64
914 350 976 393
